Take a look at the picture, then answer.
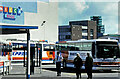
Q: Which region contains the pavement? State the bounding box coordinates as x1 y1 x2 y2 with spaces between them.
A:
0 64 120 79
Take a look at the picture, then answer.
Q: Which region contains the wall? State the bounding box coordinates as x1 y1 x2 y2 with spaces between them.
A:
24 1 58 42
88 21 97 39
71 25 82 40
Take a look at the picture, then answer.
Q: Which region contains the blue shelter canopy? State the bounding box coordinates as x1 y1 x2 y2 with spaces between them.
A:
0 23 38 34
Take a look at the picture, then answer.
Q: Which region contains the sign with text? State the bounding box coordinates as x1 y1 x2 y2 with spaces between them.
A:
0 6 23 20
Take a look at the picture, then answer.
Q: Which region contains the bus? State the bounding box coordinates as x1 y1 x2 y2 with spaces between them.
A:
55 39 120 70
6 39 55 64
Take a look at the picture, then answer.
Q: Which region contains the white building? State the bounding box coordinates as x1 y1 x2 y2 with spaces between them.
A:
0 0 58 42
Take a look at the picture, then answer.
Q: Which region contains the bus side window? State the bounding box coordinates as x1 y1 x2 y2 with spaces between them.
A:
76 47 79 51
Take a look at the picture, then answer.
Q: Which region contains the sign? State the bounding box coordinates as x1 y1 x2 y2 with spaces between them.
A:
13 8 17 14
9 7 12 13
4 14 16 20
0 6 3 12
4 7 8 13
0 6 23 20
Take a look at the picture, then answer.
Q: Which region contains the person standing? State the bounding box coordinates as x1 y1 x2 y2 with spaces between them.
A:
85 53 93 79
56 52 63 76
74 53 83 79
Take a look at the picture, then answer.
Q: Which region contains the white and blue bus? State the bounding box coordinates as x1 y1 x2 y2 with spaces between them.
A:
55 39 120 70
6 39 55 64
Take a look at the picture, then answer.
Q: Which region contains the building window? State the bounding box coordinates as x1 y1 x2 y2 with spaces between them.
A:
66 35 71 39
82 29 88 36
59 28 71 32
82 26 87 29
82 36 88 39
59 35 66 39
73 34 75 36
82 29 88 33
90 29 94 39
90 29 93 36
82 33 88 36
90 36 93 39
73 26 75 29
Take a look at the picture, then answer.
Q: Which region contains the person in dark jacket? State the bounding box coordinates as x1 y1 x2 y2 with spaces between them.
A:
85 53 93 79
74 53 83 79
56 52 63 76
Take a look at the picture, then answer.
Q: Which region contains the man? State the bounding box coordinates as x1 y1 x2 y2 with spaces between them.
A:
74 53 83 79
85 53 93 79
56 52 63 76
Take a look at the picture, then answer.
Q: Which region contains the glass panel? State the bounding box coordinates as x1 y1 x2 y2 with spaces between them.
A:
43 44 55 51
82 29 88 33
56 42 93 51
76 42 82 50
96 41 119 58
97 46 119 58
82 43 92 50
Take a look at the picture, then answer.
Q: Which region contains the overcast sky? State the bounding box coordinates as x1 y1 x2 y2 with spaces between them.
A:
58 2 118 34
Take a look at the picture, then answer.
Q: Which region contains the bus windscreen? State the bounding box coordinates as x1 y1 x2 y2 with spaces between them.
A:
97 41 119 58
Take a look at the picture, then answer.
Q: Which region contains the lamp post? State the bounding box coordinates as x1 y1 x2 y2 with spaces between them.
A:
41 21 46 40
40 21 46 74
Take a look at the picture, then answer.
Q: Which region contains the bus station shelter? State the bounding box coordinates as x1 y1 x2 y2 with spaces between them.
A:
0 23 38 79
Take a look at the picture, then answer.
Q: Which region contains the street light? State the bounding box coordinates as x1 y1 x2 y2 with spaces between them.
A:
41 21 46 40
40 21 46 74
41 21 46 26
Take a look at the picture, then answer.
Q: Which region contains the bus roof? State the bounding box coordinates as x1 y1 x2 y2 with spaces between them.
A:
5 39 56 45
6 39 49 44
57 39 118 44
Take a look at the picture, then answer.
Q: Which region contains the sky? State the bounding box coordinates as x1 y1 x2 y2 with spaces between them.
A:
58 2 118 34
1 0 119 34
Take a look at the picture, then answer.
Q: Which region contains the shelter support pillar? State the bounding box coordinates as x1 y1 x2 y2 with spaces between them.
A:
27 29 30 79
